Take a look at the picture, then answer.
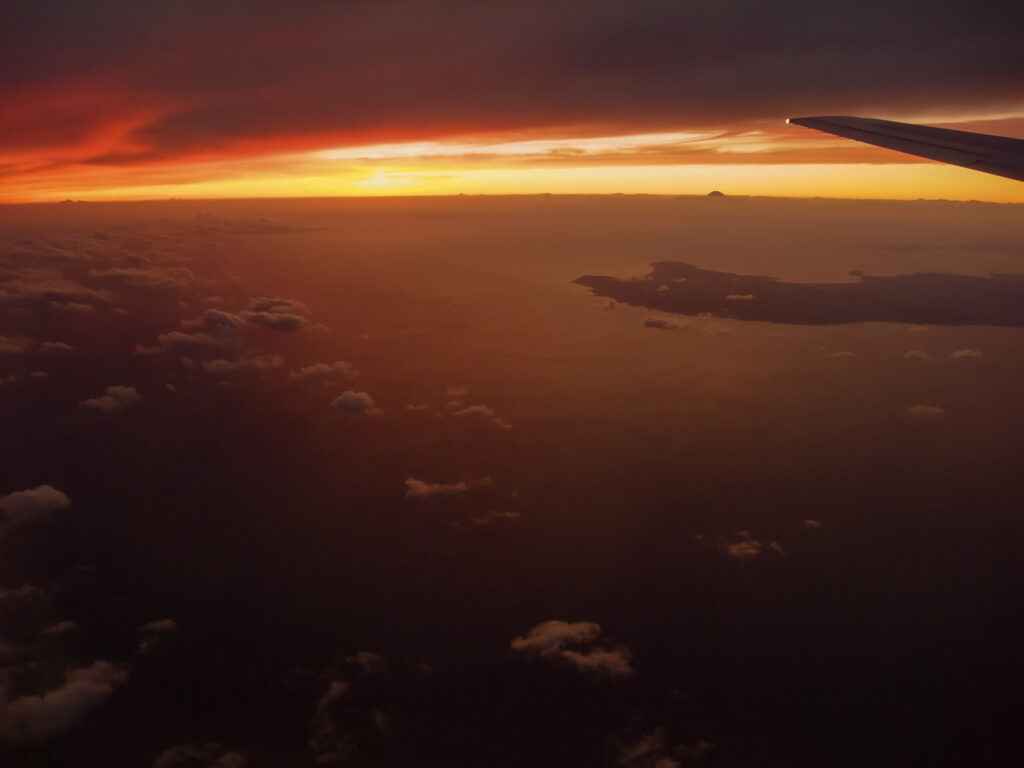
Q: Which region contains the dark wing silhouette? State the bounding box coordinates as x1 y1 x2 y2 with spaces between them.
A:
788 116 1024 182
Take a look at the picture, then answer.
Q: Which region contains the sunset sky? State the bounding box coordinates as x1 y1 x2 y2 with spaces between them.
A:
4 0 1023 203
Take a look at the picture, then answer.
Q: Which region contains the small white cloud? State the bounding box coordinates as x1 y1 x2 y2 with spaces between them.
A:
445 385 468 398
511 620 634 679
619 727 710 768
471 510 521 526
803 519 821 529
725 294 754 300
719 531 784 559
0 485 71 532
656 284 670 292
247 297 310 315
345 651 386 674
201 355 283 374
949 348 982 359
908 404 945 419
80 385 140 414
29 371 49 379
38 341 73 354
41 621 78 636
405 403 438 416
331 390 381 414
0 660 128 741
288 361 356 384
451 404 512 429
829 351 856 358
0 336 31 355
404 477 492 497
904 349 931 360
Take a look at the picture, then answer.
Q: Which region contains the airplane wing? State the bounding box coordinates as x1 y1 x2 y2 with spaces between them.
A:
787 116 1024 182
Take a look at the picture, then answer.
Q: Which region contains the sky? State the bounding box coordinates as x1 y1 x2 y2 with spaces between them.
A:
3 0 1024 203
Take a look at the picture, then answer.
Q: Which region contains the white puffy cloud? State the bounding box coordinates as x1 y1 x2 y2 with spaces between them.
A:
725 294 754 300
405 403 438 415
243 310 310 332
86 266 194 290
904 349 932 360
511 620 634 679
137 331 230 356
345 651 386 674
908 404 945 419
0 660 128 741
0 274 110 308
0 584 50 606
718 531 784 559
451 404 512 429
0 336 31 355
331 391 380 414
0 485 71 532
40 621 78 636
80 385 140 414
949 348 982 359
289 361 356 384
511 621 601 655
248 297 310 315
618 728 680 768
619 728 712 768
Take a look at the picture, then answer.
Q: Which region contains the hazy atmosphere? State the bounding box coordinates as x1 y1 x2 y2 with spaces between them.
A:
3 195 1024 766
3 1 1024 766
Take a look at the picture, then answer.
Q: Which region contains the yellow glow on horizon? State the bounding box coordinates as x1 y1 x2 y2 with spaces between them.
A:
12 162 1022 205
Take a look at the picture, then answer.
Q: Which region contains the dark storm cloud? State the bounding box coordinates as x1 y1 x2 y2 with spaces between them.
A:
2 1 1020 168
